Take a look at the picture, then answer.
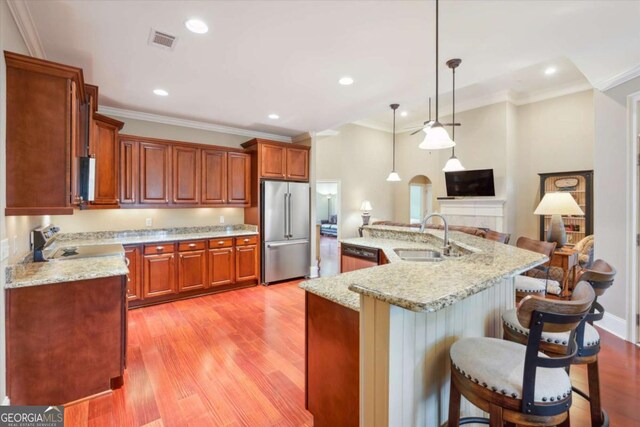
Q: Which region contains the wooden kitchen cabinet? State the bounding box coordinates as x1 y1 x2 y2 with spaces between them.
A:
259 143 287 179
235 244 258 282
140 141 171 204
208 247 235 287
173 146 200 204
202 149 228 205
124 246 142 301
5 51 88 215
143 251 176 298
227 152 251 206
178 248 207 292
90 113 124 206
120 138 138 204
286 146 310 181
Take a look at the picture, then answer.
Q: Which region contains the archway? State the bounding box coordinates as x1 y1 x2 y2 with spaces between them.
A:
409 175 432 224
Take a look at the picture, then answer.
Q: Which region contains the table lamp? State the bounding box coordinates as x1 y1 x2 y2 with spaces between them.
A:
534 192 584 248
360 200 373 226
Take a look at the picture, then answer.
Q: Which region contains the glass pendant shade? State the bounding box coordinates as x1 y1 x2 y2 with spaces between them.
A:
442 154 465 172
386 171 401 182
418 122 455 150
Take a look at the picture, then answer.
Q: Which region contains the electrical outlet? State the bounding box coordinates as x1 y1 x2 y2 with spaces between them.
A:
1 239 9 262
145 218 153 227
12 236 18 255
219 215 225 224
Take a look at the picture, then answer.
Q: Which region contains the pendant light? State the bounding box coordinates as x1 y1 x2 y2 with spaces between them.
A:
386 103 401 182
419 0 455 150
443 58 465 172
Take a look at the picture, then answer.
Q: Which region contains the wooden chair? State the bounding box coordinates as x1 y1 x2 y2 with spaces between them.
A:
515 237 559 300
503 259 616 426
448 282 595 426
484 230 511 244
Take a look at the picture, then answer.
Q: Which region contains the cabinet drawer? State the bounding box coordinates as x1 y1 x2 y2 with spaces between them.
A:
209 238 234 248
235 235 258 246
178 240 205 252
144 243 175 255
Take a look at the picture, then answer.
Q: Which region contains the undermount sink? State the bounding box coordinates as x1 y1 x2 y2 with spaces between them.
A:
394 249 443 262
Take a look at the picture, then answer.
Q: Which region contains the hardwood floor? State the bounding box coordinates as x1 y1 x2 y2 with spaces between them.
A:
318 235 338 277
64 281 639 427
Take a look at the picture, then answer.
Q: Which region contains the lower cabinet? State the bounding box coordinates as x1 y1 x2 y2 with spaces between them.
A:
128 235 259 308
143 252 177 298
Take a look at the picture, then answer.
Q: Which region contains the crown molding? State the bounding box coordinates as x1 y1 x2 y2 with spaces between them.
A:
6 0 46 59
292 132 314 143
594 63 640 92
98 106 292 142
352 119 393 133
512 81 593 106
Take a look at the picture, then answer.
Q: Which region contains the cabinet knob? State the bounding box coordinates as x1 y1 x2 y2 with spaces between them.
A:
244 238 249 243
189 243 196 248
156 246 164 252
218 241 224 245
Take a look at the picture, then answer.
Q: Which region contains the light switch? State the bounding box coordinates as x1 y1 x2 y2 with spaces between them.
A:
219 215 225 224
145 218 153 227
1 239 9 262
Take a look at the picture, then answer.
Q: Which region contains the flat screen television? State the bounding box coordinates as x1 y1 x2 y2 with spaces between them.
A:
445 169 495 197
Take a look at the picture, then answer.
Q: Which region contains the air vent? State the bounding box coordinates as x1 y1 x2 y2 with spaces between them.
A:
148 29 177 50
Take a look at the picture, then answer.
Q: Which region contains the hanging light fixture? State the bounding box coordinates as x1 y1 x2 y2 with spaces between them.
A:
419 0 455 150
443 58 465 172
387 104 401 182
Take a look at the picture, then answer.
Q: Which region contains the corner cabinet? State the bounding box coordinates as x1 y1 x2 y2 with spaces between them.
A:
538 170 593 245
242 139 311 182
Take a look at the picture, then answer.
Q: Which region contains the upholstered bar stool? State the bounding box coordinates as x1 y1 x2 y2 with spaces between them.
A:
514 237 561 300
502 260 616 427
484 230 511 244
447 282 595 427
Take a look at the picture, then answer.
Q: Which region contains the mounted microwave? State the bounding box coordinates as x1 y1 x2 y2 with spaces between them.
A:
79 156 96 202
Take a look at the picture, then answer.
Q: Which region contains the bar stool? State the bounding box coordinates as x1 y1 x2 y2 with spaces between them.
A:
448 282 595 427
514 237 560 300
502 259 616 426
484 230 511 244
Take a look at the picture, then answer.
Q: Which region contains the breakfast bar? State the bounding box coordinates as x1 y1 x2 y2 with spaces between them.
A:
300 225 547 427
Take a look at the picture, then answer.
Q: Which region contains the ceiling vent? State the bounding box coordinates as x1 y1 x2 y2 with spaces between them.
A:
148 29 177 50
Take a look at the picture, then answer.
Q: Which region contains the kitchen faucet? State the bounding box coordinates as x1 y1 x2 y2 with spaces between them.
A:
420 213 452 256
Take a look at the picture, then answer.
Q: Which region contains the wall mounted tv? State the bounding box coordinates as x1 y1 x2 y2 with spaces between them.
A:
445 169 496 197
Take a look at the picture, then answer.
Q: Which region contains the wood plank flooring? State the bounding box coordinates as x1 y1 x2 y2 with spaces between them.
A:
318 235 339 277
64 281 639 427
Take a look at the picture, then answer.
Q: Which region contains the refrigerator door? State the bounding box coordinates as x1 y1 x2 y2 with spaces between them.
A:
263 239 309 283
287 182 310 240
262 181 289 242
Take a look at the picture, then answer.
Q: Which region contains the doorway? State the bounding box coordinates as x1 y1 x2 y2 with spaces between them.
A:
409 175 433 224
316 180 340 277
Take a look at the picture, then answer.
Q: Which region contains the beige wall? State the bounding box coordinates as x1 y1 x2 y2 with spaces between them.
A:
316 124 396 238
514 90 594 239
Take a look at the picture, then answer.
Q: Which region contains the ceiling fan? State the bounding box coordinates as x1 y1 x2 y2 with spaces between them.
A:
403 98 461 135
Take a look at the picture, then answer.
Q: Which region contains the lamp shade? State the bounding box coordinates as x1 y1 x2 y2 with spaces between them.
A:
534 192 584 216
360 200 373 211
386 171 401 182
418 122 455 150
442 155 465 172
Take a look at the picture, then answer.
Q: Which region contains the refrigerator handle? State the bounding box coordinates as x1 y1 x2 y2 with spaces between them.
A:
284 192 289 239
288 192 293 238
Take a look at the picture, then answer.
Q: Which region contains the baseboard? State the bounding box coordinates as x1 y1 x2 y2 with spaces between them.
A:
2 396 10 406
596 312 628 341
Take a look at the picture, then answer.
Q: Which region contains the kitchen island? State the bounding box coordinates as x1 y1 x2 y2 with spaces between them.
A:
300 225 547 427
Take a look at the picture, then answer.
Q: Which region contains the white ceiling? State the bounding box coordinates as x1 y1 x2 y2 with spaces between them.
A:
20 0 640 138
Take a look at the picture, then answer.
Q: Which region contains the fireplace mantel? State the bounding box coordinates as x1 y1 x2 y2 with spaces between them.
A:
437 198 507 232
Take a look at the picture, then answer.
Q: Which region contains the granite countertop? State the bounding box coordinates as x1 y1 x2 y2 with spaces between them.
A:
6 225 259 289
299 225 547 313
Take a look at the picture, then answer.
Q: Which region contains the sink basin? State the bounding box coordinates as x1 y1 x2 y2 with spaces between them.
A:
394 249 443 262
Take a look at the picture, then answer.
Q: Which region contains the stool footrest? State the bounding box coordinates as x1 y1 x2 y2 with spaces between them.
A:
457 416 490 425
572 385 590 402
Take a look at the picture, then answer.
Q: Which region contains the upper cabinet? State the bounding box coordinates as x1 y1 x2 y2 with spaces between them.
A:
172 146 200 204
227 152 251 206
89 113 124 207
202 149 227 205
5 51 88 215
139 141 171 204
120 138 138 205
242 139 310 182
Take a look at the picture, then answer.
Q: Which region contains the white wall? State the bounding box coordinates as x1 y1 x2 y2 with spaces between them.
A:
316 124 396 238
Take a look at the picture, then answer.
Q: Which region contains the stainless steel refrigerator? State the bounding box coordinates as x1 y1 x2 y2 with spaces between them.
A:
261 180 310 284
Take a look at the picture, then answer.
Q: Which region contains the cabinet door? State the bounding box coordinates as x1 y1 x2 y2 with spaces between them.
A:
228 152 251 205
172 146 200 204
260 144 286 179
178 250 207 292
209 247 235 287
124 246 142 301
235 245 258 282
286 147 309 181
202 149 227 205
139 142 170 204
120 139 138 204
91 119 120 205
143 253 176 298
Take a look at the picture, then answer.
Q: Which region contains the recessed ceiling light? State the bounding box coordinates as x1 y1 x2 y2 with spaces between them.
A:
339 76 354 86
544 66 557 76
185 19 208 34
268 113 280 120
153 88 169 96
400 111 408 117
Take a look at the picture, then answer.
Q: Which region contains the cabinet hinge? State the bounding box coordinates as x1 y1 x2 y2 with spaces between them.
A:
637 234 640 247
637 313 640 326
